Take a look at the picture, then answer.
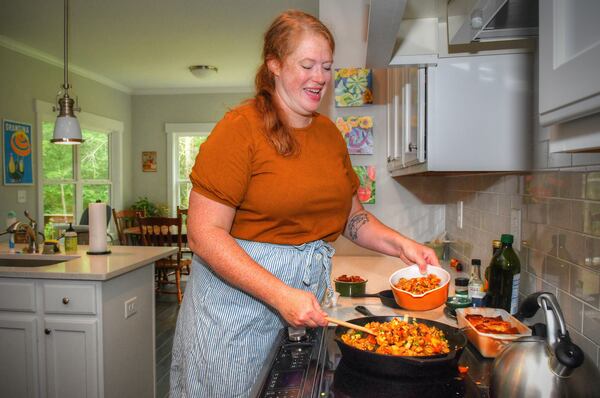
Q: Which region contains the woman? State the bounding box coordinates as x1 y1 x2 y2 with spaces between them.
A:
170 10 439 397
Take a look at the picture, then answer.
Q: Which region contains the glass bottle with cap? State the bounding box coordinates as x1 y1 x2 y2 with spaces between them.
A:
455 277 469 297
468 259 485 307
64 223 78 254
488 234 521 314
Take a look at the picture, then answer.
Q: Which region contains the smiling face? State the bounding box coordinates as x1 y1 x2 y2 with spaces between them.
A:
268 32 333 128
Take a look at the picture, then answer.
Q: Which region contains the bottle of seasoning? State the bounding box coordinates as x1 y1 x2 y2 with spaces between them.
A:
6 211 17 253
64 223 78 254
454 277 469 297
488 234 521 314
468 259 485 307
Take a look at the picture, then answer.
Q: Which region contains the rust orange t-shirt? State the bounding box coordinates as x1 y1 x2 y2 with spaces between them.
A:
189 102 359 245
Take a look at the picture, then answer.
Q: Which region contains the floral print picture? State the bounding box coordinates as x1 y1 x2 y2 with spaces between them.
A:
336 116 374 154
353 165 376 204
335 68 373 107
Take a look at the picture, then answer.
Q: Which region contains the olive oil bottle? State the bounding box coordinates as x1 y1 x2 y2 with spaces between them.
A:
488 234 521 314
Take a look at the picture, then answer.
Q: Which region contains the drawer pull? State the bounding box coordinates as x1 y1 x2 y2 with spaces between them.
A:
62 297 70 305
45 328 51 335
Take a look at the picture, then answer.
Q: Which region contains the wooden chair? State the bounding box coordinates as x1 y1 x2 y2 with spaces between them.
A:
176 206 193 275
112 209 145 245
137 215 190 304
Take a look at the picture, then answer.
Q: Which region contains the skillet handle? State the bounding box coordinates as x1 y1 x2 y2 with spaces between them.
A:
355 305 375 317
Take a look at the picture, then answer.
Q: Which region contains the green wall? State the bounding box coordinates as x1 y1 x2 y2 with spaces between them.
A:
0 46 131 230
130 92 251 209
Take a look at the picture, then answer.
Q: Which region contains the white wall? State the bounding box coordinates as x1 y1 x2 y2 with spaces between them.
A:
319 0 445 255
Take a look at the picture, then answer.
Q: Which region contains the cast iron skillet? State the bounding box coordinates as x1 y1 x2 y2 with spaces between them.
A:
351 290 400 309
333 306 467 378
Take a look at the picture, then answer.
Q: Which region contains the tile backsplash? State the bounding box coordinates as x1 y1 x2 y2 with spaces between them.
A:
444 171 600 369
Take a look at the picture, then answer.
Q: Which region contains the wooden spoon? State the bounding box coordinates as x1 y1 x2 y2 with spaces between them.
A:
325 316 378 336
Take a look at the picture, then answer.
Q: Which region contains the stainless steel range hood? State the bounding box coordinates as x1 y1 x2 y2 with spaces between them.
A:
447 0 538 45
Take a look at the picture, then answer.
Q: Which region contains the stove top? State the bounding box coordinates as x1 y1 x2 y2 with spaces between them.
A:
251 326 492 398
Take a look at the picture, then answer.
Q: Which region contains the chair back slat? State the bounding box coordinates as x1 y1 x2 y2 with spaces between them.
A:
113 209 145 245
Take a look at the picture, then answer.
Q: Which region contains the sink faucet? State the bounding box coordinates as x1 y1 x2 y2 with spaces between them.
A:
6 211 45 253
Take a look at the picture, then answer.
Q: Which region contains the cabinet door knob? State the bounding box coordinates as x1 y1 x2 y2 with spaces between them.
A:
62 297 70 304
45 328 51 335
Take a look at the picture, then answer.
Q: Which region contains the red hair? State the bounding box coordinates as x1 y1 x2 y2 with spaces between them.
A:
254 10 335 156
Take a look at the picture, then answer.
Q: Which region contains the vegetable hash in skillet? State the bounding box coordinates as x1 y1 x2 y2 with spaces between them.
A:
341 318 450 356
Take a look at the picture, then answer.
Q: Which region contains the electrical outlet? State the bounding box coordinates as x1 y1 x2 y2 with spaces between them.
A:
510 209 522 251
17 190 26 203
124 297 137 319
457 201 463 229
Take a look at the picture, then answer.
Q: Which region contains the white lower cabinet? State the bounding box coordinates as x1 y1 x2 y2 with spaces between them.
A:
0 265 155 398
44 318 98 398
0 315 39 398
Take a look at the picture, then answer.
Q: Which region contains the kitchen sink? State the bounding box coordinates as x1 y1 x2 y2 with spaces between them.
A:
0 253 80 267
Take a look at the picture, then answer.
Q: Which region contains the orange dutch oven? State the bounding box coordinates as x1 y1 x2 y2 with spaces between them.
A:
389 265 450 310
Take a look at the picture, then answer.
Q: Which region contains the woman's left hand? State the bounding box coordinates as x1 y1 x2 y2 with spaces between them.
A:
397 239 440 274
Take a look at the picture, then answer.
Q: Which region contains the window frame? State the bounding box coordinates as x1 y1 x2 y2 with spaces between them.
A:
35 100 124 227
165 122 214 215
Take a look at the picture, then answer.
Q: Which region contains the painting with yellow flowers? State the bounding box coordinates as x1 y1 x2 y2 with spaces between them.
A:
335 116 374 154
334 68 373 107
3 120 33 185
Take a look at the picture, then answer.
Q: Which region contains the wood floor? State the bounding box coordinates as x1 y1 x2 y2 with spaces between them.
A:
155 280 186 398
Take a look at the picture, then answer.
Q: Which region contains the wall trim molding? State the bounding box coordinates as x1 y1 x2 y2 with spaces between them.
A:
1 35 132 94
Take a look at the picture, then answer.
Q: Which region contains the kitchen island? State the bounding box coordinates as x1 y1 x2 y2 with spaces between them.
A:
0 244 177 398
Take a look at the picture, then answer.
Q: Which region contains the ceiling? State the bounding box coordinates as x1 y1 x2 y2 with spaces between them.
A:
0 0 318 94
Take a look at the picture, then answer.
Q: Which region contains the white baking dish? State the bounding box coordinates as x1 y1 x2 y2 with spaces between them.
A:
456 307 531 358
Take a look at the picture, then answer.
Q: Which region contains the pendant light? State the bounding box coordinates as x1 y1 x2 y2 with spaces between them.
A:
51 0 83 144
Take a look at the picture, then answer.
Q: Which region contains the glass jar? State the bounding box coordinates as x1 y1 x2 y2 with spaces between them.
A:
455 277 469 297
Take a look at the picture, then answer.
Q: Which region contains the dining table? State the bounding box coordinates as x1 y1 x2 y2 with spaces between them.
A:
122 224 188 246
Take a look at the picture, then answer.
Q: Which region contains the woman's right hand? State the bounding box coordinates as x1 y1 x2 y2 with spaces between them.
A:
273 286 329 328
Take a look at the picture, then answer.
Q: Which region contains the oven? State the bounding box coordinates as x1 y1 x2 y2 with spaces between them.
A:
250 326 492 398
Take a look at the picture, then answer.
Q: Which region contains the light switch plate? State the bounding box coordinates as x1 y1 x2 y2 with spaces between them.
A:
17 190 26 203
124 296 137 319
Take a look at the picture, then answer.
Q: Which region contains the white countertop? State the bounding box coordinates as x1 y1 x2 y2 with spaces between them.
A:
326 255 467 327
0 244 177 281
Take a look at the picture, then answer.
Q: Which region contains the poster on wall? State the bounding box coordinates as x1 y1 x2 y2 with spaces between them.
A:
335 116 374 154
353 165 376 204
3 119 33 185
142 151 157 172
334 68 373 107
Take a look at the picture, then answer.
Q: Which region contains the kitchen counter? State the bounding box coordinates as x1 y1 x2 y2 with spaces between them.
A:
326 255 493 396
0 243 177 280
326 255 468 327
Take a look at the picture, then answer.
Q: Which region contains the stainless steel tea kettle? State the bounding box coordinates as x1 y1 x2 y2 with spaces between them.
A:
491 292 600 398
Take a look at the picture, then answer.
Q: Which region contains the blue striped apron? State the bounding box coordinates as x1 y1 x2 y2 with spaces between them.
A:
169 239 335 398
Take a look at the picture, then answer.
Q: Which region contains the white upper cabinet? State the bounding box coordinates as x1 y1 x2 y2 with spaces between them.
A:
539 0 600 126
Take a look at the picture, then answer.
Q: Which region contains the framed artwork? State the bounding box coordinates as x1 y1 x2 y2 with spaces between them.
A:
353 165 376 204
336 116 374 154
3 119 33 185
334 68 373 107
142 151 157 172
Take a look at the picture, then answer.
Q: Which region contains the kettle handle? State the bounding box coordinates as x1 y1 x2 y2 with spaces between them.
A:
515 292 543 320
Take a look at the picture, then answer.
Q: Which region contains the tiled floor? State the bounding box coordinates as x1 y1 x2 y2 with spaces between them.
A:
155 280 185 398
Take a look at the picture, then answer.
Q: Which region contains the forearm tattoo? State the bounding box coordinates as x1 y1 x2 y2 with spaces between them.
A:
347 212 369 241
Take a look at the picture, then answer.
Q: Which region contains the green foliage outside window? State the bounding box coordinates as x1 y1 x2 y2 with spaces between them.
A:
177 135 207 209
42 122 110 235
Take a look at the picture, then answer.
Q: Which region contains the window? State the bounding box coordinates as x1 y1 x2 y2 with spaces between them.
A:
166 123 214 213
36 100 123 237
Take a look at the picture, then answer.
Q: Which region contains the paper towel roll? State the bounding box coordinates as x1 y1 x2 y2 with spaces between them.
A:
88 203 108 253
